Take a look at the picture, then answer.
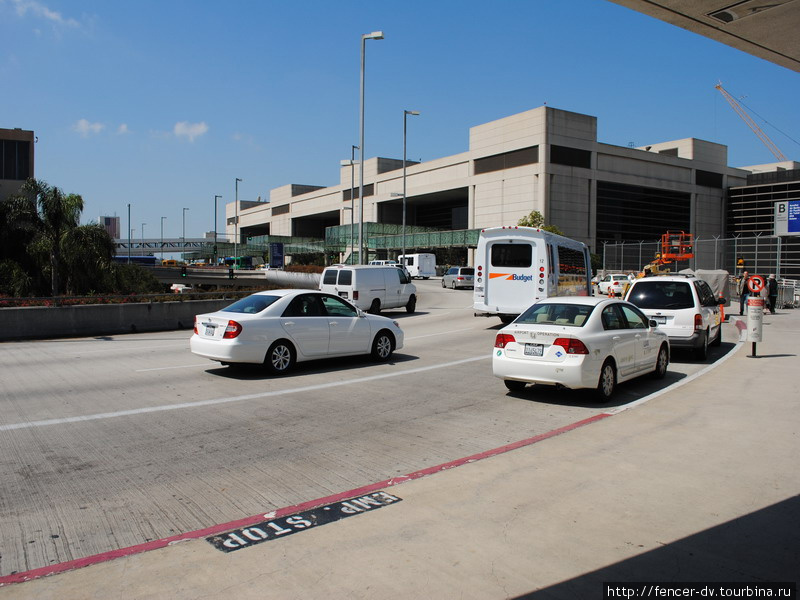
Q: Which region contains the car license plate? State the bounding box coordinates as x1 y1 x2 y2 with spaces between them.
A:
205 326 216 336
653 316 667 324
524 343 544 356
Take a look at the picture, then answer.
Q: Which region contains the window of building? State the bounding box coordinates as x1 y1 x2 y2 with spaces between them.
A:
1 140 31 180
474 146 538 175
272 204 290 216
695 170 723 188
550 145 591 169
343 184 375 201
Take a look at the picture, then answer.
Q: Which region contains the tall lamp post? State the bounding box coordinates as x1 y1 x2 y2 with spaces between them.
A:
214 195 222 265
235 178 242 260
182 207 189 262
358 30 384 265
141 222 146 247
127 203 131 263
339 144 359 263
160 216 166 261
402 110 420 266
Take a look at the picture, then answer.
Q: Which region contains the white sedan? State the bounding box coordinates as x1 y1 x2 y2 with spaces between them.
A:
191 289 404 374
493 297 669 401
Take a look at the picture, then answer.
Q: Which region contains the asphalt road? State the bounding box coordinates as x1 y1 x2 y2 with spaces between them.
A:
0 280 734 577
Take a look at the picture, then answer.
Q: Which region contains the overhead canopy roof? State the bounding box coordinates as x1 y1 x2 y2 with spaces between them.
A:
607 0 800 72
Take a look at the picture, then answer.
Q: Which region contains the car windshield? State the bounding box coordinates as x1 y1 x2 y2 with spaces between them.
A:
516 303 593 327
222 295 281 314
628 281 693 309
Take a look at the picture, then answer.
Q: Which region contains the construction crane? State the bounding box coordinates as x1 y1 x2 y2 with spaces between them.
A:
715 83 787 161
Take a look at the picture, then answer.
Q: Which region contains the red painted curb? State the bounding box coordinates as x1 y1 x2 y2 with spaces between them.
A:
0 412 611 586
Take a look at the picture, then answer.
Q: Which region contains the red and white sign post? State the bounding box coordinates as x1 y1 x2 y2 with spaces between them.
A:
746 275 766 357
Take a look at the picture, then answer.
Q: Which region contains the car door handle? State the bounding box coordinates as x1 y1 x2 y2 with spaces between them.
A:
284 321 295 326
329 321 338 326
612 336 621 341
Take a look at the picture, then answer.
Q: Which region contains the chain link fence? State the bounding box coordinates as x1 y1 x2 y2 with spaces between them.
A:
601 235 800 280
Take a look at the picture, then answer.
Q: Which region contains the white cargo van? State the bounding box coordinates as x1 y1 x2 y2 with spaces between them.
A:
398 253 436 279
320 264 417 314
473 227 591 323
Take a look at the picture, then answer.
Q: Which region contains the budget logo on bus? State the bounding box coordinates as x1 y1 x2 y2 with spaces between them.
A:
489 273 534 282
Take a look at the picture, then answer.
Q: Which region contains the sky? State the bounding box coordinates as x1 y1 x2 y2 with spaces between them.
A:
2 0 799 241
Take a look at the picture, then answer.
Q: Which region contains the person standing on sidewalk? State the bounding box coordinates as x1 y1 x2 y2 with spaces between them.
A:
767 274 778 314
737 271 750 315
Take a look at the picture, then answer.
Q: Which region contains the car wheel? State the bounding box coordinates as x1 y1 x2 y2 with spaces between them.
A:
504 380 526 392
695 329 709 360
450 280 456 289
265 340 295 375
596 359 616 402
710 325 722 347
371 330 395 361
499 315 515 325
406 295 416 314
441 279 446 288
368 299 381 315
652 344 669 379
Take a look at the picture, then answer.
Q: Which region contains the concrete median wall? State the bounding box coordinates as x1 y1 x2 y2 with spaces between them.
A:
0 299 234 341
0 271 323 342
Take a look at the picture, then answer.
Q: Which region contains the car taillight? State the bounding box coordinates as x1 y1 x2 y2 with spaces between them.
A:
553 338 589 354
193 317 198 335
223 320 242 339
353 291 359 300
494 333 516 348
694 314 703 330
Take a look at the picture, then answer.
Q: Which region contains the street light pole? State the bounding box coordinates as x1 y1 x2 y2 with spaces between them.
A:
141 222 146 246
127 203 131 264
235 178 242 260
214 195 222 265
160 216 166 261
402 110 420 266
358 30 384 265
182 207 189 262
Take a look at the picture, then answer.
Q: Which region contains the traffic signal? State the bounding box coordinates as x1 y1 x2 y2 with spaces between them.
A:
181 266 187 277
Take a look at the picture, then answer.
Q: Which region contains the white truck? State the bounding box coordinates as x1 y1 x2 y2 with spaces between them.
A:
398 253 436 279
473 226 592 323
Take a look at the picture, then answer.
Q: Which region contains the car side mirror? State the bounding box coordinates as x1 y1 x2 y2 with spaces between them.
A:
357 309 367 318
649 319 659 328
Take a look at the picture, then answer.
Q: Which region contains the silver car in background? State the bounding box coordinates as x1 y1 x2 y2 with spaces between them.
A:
442 267 474 289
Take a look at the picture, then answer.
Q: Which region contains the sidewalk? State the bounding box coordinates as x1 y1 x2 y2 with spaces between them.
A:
2 312 798 599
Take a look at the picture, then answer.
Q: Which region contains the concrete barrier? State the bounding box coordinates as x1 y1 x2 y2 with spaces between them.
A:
0 299 234 341
0 271 324 341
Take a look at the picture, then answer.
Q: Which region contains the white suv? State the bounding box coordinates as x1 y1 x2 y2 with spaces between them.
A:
624 275 725 360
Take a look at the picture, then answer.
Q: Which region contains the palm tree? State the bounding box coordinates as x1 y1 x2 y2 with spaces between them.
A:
4 179 115 296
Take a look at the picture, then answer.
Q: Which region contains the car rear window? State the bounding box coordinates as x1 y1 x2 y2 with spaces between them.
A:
628 281 693 309
222 295 281 314
460 268 474 276
516 303 593 327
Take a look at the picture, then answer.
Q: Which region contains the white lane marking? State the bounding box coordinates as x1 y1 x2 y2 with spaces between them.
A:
606 338 745 414
136 364 210 372
0 355 490 432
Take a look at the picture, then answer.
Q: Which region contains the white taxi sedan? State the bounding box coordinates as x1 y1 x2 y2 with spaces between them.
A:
493 297 669 401
191 289 404 374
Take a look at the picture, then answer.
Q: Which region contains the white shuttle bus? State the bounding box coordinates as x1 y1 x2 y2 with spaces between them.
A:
473 227 592 323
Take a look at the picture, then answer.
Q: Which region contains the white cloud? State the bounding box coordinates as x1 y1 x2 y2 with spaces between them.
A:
73 118 104 137
117 124 130 135
174 121 209 142
11 0 80 27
